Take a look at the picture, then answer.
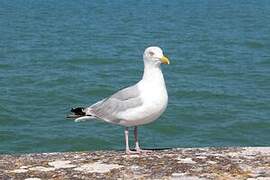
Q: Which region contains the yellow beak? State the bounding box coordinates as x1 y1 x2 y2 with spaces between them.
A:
160 55 170 64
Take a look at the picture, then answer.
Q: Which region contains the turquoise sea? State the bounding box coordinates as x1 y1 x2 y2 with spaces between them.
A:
0 0 269 154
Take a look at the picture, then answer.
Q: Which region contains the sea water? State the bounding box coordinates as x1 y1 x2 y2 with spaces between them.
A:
0 0 269 153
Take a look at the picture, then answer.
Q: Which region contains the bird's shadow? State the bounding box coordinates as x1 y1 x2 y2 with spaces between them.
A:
115 147 173 152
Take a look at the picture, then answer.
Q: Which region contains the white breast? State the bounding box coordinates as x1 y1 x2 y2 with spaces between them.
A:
118 67 168 127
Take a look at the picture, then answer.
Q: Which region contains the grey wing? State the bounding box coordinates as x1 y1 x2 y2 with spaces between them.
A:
85 84 143 123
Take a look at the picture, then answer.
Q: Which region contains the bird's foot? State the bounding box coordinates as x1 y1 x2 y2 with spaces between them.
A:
125 149 140 155
135 148 152 154
125 148 153 155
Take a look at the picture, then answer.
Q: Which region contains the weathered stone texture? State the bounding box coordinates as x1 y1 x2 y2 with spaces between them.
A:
0 147 269 179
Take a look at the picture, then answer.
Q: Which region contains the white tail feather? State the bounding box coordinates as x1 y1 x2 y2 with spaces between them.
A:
74 116 95 122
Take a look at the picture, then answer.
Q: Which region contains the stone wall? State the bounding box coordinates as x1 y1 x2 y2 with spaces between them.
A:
1 147 269 179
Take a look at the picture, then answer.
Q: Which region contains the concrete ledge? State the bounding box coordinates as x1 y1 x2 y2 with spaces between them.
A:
0 147 269 179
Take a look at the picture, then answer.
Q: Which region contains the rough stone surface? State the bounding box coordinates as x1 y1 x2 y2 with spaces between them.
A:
0 147 269 179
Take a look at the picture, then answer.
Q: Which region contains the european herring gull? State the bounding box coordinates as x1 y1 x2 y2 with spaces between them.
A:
68 46 170 154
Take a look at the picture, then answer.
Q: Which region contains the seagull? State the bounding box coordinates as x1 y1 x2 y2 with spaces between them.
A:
67 46 170 154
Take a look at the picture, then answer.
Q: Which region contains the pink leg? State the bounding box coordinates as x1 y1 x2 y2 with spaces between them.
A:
125 127 131 154
134 126 152 154
125 127 137 154
134 126 141 151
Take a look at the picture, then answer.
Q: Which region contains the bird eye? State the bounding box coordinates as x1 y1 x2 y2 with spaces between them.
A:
149 51 154 56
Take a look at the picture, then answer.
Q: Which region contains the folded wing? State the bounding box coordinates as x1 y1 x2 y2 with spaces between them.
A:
85 84 143 124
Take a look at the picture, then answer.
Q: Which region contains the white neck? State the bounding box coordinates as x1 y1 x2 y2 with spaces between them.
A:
142 60 165 85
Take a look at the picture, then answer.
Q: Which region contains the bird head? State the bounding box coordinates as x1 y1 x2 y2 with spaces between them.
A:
143 46 170 65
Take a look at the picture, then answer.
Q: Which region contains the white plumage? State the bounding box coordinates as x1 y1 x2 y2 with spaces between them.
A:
69 46 170 154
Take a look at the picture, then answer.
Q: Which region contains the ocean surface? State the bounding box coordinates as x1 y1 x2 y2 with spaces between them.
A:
0 0 269 154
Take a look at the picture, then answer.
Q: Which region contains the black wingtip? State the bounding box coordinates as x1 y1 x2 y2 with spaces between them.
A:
71 107 86 116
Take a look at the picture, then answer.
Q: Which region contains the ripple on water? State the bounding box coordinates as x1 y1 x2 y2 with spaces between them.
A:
245 40 265 49
1 0 270 153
